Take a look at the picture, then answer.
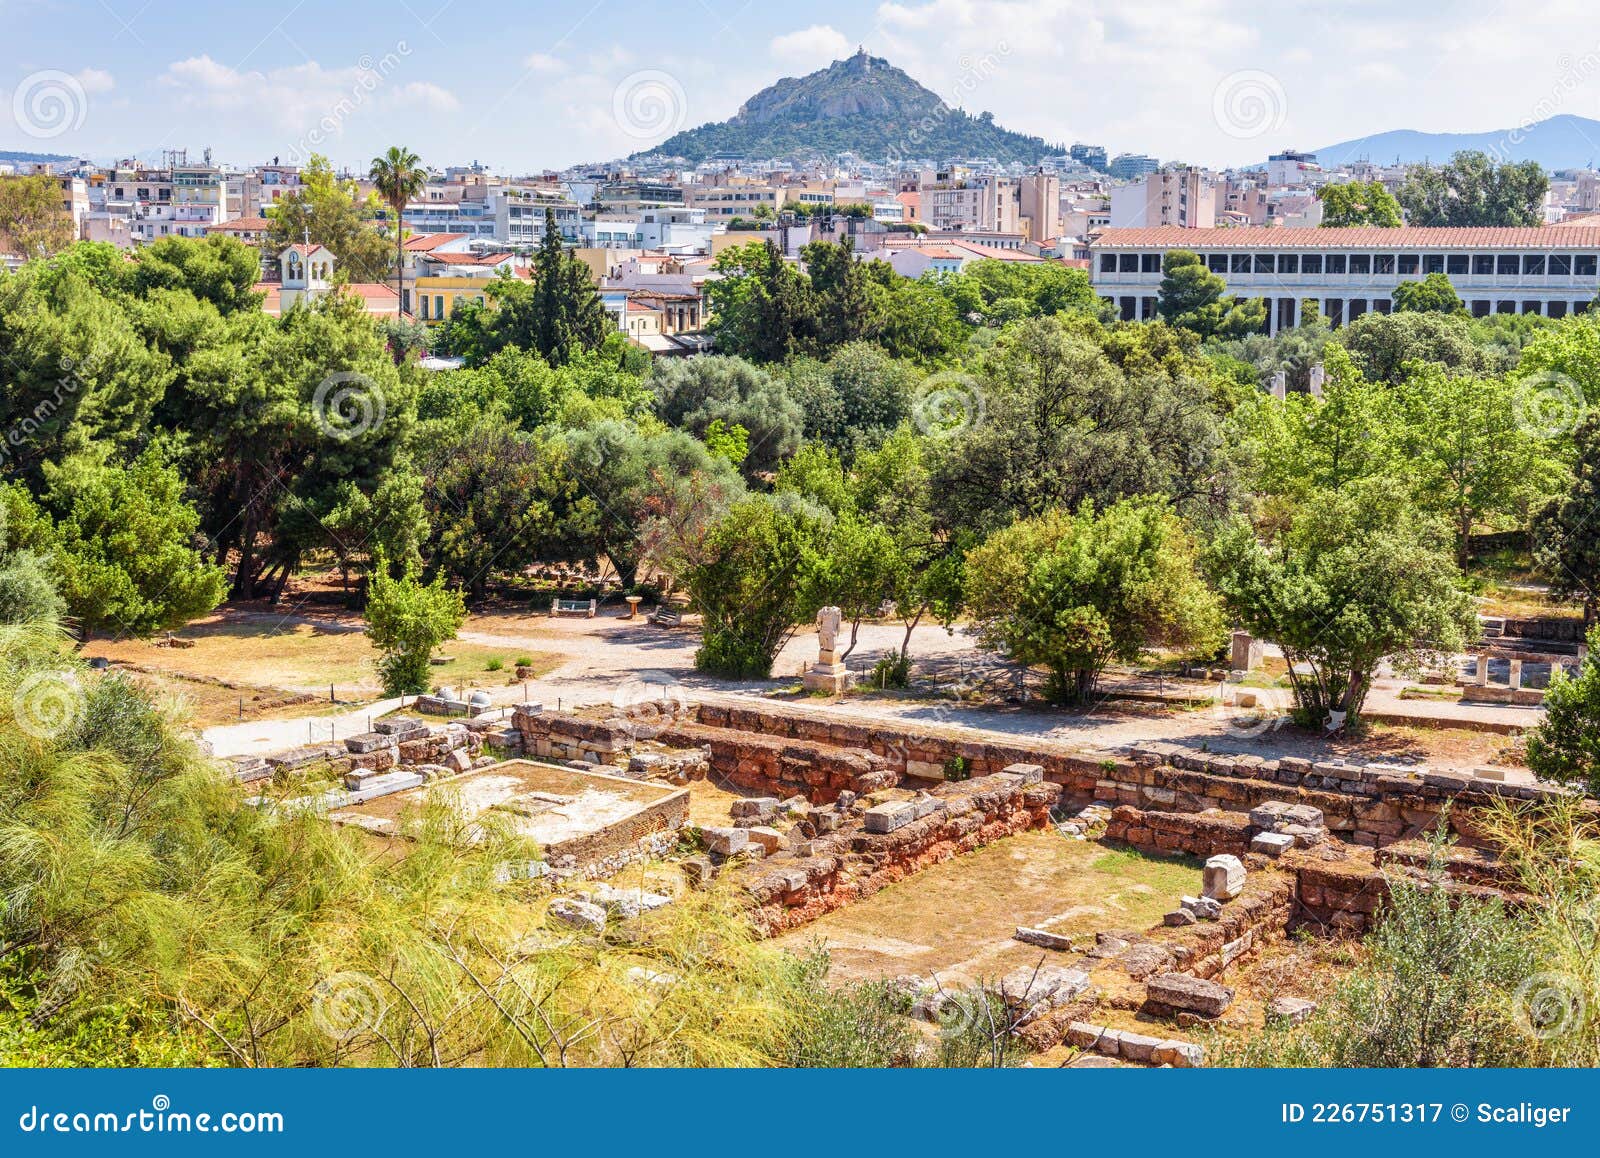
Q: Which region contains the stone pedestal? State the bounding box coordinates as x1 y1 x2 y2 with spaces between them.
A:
624 595 642 620
1230 631 1263 673
1509 659 1523 690
1473 653 1489 685
802 660 854 694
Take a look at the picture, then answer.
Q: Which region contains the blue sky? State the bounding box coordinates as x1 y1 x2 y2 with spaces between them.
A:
5 0 1600 170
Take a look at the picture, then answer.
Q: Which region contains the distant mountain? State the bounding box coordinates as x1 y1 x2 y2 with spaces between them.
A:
0 149 73 166
641 50 1058 165
1316 114 1600 170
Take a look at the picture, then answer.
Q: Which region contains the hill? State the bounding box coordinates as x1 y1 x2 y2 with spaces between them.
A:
1316 114 1600 170
0 149 73 166
641 50 1058 165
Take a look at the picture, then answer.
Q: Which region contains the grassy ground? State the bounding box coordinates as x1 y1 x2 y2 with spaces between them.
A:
89 612 560 706
773 830 1200 986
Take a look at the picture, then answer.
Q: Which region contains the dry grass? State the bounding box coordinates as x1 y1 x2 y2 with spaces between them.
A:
774 831 1200 985
88 611 559 705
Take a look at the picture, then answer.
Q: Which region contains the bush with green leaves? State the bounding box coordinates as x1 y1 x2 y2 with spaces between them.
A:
1526 626 1600 795
681 495 827 680
365 562 468 695
964 498 1223 704
1207 477 1478 727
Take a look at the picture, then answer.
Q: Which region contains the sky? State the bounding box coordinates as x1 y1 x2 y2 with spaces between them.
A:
5 0 1600 171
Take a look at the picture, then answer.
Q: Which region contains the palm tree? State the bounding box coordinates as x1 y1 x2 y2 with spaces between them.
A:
368 146 427 313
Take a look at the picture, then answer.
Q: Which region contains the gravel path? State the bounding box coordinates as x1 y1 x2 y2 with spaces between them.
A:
204 611 1539 772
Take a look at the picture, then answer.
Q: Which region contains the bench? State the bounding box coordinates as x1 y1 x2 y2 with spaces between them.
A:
648 606 683 627
550 597 597 618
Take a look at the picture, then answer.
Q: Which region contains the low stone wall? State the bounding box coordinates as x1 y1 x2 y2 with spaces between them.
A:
738 768 1057 933
1103 805 1254 859
233 715 504 785
685 700 1567 850
654 721 896 803
512 707 633 766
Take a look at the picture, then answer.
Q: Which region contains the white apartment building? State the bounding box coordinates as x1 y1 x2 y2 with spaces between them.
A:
1091 226 1600 331
494 189 583 246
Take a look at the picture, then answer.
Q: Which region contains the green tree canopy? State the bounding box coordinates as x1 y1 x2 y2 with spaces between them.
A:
1397 150 1549 227
1156 249 1266 339
265 155 391 282
929 315 1230 533
5 447 226 640
680 495 828 679
365 558 467 694
650 355 803 479
1316 180 1403 228
964 498 1222 703
1393 273 1466 315
1207 477 1477 726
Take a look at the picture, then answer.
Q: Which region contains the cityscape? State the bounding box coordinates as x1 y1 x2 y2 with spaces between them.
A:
6 0 1600 1134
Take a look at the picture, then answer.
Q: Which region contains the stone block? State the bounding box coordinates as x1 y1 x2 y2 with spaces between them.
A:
1163 908 1197 927
1252 831 1295 857
374 716 430 737
1151 1040 1204 1068
1267 996 1317 1026
589 884 673 919
730 796 780 819
1000 762 1045 784
1146 973 1234 1018
863 800 916 834
680 855 716 888
746 826 784 853
1014 927 1074 951
548 898 607 933
347 770 425 802
701 827 748 856
1202 854 1246 900
995 965 1090 1019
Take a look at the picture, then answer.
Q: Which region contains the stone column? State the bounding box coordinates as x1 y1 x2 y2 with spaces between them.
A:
1509 659 1523 690
1474 653 1489 686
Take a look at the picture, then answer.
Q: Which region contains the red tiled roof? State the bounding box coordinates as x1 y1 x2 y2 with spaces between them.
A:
403 231 467 251
1092 226 1600 249
211 216 271 232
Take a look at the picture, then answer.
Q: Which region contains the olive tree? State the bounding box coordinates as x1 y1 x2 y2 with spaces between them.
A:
963 498 1222 704
1207 478 1478 727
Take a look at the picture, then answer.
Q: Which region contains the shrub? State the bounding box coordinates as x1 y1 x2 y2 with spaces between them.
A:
365 561 468 696
871 648 911 689
485 657 504 672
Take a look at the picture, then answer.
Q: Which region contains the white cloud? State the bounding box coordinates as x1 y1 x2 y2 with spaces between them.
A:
75 67 115 94
391 81 460 111
770 25 853 70
156 55 462 162
524 52 567 73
